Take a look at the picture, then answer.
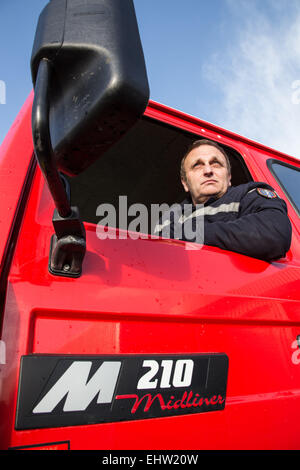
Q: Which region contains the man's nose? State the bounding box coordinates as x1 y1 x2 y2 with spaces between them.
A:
203 164 213 175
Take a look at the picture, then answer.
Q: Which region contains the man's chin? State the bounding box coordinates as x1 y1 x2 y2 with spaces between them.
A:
202 189 219 198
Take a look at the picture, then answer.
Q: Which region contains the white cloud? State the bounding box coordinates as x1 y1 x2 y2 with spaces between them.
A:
202 0 300 159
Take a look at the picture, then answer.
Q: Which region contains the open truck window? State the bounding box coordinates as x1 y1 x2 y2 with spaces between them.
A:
67 116 252 232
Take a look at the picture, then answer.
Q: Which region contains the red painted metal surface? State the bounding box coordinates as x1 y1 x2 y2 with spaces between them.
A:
0 92 34 275
0 98 300 450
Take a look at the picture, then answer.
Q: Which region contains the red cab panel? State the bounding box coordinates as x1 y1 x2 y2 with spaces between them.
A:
0 99 300 450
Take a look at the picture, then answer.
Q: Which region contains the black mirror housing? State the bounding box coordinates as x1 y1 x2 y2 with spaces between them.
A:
31 0 149 176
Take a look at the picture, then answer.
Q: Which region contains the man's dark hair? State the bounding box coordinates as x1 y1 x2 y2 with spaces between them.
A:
180 139 231 182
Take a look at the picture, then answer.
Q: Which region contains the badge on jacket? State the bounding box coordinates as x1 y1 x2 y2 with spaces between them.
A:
256 188 278 198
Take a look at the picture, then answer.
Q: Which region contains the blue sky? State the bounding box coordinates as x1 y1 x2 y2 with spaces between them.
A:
1 0 300 159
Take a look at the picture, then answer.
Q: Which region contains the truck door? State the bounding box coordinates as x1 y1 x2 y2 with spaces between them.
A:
1 100 300 450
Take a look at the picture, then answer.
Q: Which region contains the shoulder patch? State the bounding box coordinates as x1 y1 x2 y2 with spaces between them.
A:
256 188 278 199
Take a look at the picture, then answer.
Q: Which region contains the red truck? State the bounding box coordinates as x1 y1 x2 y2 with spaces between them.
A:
0 0 300 451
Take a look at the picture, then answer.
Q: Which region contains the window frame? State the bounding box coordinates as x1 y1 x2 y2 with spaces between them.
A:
267 158 300 216
68 115 253 229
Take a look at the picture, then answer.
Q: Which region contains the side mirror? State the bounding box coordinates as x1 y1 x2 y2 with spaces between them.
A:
31 0 149 277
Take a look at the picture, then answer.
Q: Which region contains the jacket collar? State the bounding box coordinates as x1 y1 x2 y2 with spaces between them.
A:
182 186 234 208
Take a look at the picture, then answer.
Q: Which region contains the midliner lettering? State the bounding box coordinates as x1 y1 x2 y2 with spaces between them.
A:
115 391 225 414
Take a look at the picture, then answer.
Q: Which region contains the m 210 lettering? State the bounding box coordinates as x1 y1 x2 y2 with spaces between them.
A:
137 359 194 389
16 354 228 430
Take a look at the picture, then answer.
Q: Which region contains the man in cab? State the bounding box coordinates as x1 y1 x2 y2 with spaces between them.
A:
155 139 292 261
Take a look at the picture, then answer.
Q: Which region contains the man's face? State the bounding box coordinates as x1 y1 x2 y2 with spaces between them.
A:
181 144 231 204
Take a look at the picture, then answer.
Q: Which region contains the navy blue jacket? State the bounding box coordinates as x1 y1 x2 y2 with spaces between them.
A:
154 182 292 261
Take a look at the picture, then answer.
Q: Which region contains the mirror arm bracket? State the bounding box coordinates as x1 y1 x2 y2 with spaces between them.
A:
32 58 86 277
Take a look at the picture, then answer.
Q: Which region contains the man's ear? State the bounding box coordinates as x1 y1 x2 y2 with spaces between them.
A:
181 177 189 193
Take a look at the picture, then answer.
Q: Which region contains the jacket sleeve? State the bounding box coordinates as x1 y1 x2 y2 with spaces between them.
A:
203 189 292 261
